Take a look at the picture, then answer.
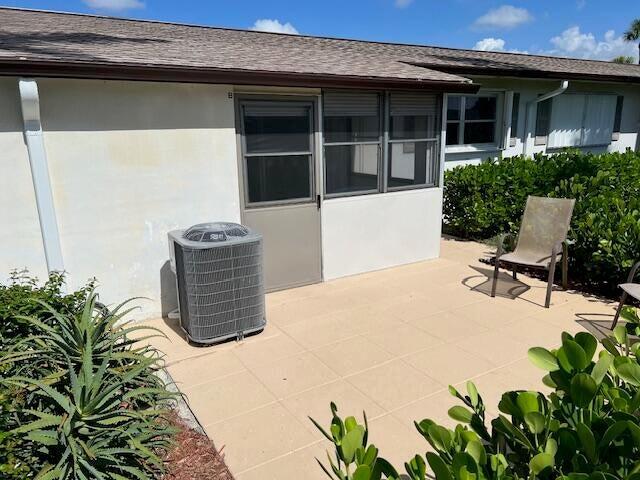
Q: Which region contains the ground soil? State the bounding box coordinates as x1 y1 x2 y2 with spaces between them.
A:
163 411 234 480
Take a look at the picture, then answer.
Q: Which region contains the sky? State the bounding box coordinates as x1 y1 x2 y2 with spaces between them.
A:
2 0 639 61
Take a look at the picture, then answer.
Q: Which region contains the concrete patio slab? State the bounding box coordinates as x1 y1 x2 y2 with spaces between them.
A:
138 236 618 478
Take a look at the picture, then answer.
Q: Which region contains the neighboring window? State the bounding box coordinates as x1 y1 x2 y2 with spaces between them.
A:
612 95 624 141
546 94 617 148
509 92 520 146
446 95 497 146
323 91 381 195
388 92 439 188
535 98 552 145
241 102 314 204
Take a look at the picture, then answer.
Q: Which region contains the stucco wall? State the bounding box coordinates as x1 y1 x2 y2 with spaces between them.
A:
444 78 640 170
13 78 240 319
0 77 49 281
321 188 442 280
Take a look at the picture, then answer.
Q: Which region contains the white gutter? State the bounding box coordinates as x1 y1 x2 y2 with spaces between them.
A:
18 78 64 273
522 80 569 157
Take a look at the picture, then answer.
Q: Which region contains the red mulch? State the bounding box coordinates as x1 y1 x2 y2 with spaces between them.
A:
163 411 234 480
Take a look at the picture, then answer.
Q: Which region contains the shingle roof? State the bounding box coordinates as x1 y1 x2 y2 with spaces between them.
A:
1 7 639 88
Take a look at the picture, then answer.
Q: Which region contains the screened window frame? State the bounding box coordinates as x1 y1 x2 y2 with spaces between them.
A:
238 97 317 208
321 90 443 199
322 90 384 199
446 94 499 147
386 92 441 192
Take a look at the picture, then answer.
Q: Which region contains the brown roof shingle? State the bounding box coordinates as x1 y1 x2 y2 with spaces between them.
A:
1 7 639 88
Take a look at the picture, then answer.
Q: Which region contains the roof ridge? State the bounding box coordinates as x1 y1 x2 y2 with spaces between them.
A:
1 6 638 69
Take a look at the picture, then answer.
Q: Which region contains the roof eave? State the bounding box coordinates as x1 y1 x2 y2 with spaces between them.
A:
414 64 640 85
0 59 481 92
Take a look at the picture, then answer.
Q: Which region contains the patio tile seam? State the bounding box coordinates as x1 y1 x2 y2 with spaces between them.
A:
302 345 400 413
234 438 327 476
382 352 549 422
168 367 251 392
200 399 281 429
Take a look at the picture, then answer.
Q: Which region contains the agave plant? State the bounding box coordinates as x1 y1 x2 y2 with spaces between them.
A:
1 291 176 479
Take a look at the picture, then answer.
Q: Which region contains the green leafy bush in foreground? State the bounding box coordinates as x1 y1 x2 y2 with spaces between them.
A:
442 150 640 296
312 325 640 480
0 274 175 479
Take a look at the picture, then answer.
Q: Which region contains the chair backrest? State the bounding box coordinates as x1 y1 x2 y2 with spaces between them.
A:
515 196 575 258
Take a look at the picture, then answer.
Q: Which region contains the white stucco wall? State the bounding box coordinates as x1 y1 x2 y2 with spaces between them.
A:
0 77 49 281
10 78 241 319
321 188 442 280
444 78 640 170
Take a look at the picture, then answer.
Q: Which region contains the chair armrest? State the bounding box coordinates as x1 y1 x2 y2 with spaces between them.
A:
626 260 640 283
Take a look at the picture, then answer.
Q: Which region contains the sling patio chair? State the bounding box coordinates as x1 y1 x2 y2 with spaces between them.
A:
611 260 640 329
490 196 576 308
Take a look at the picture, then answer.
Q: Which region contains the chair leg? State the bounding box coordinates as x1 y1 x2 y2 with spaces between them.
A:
491 260 500 298
512 265 517 280
612 292 628 329
545 266 556 308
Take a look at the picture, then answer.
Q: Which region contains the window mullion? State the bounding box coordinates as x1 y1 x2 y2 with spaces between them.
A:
382 92 390 193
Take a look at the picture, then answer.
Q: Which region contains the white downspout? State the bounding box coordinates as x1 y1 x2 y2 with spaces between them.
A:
522 80 569 157
18 78 64 272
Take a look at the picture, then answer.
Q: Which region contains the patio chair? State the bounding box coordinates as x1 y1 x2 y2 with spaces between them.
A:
611 261 640 329
490 196 575 308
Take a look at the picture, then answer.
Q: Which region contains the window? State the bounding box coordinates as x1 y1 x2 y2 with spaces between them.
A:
613 95 624 141
544 94 618 148
509 92 520 146
535 98 552 145
388 92 439 188
323 91 381 195
322 90 442 196
241 101 314 204
446 95 497 146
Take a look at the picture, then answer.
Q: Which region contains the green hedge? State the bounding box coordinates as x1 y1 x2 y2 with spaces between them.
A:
443 150 640 296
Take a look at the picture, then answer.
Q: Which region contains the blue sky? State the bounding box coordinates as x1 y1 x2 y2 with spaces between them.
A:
3 0 639 61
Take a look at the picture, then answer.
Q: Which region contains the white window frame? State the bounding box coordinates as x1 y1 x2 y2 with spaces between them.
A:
445 93 502 152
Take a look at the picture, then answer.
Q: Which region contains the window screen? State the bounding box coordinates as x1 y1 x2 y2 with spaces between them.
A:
323 91 381 195
241 101 314 204
388 92 439 188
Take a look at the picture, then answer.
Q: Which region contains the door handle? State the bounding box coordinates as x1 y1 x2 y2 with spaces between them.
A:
316 194 321 210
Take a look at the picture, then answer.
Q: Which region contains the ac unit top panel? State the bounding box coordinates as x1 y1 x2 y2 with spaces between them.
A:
169 222 262 250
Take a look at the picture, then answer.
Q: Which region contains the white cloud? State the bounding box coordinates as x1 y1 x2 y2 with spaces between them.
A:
83 0 144 11
473 5 534 30
394 0 413 8
251 19 299 35
473 37 528 54
547 26 637 60
576 0 586 10
474 38 506 51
